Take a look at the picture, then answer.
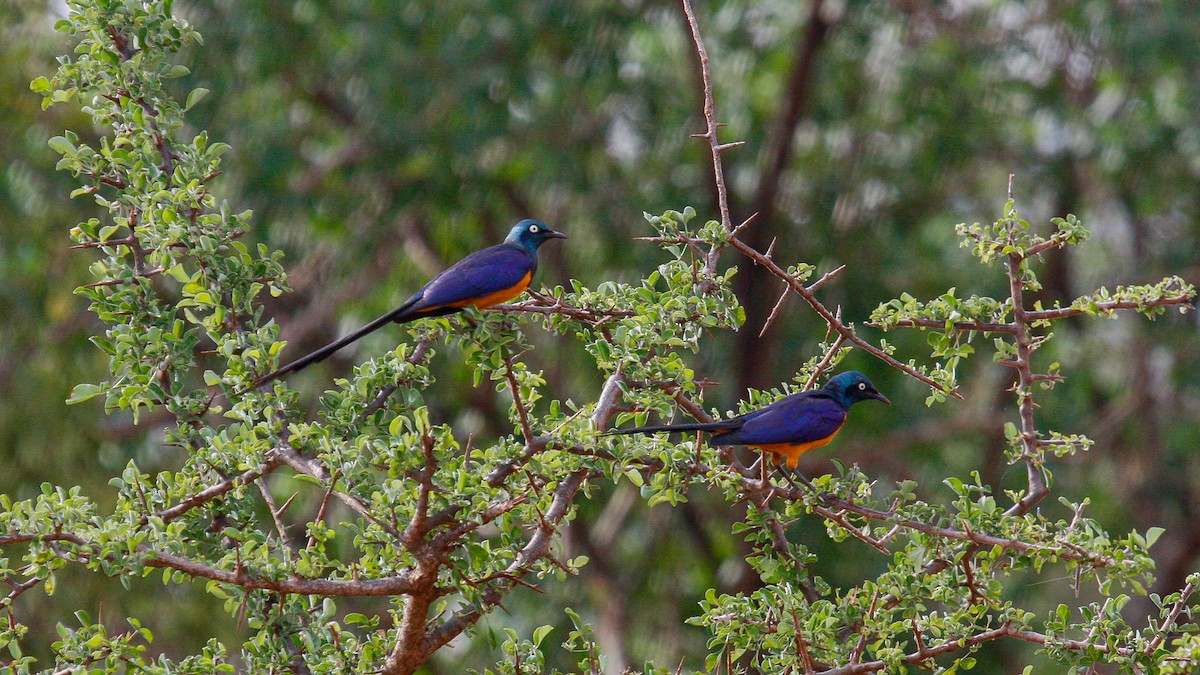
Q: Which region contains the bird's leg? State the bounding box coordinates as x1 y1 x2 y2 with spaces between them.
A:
779 465 800 492
788 466 821 497
749 451 776 498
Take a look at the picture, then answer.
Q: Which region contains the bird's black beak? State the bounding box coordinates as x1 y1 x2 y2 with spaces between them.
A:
872 390 892 405
546 230 568 239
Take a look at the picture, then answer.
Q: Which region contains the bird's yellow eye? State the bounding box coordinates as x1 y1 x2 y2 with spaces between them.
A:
529 225 540 233
858 383 867 390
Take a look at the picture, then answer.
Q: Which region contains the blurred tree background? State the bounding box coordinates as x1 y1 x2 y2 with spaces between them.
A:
3 0 1199 670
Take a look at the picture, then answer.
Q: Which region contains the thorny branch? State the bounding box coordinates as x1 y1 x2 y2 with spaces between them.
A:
727 232 960 397
881 289 1194 334
1002 209 1049 515
0 531 419 597
680 0 740 284
384 470 590 675
677 1 953 395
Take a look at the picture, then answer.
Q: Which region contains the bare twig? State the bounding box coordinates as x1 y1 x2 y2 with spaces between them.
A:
806 264 846 294
305 470 339 552
1145 582 1197 655
759 282 793 338
804 324 848 390
502 349 536 446
274 443 402 540
158 456 285 523
729 230 961 398
0 531 417 597
680 0 735 282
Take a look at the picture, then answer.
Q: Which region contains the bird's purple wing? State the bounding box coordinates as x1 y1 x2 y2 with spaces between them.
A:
713 392 847 447
408 244 535 311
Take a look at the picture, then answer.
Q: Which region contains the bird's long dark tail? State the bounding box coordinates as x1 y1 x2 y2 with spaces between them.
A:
253 299 424 389
607 420 740 436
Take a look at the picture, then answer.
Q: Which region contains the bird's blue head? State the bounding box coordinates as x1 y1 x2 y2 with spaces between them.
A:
824 371 891 408
505 219 567 254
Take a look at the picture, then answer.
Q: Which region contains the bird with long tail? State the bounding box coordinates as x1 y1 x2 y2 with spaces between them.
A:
254 219 566 388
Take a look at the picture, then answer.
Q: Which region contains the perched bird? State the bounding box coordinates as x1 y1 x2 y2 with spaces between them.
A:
609 371 890 469
255 219 566 388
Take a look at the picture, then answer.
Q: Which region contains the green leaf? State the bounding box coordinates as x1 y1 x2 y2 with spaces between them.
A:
532 624 553 647
185 87 210 111
1145 527 1165 549
1056 604 1070 623
66 383 102 405
166 264 192 283
47 135 75 156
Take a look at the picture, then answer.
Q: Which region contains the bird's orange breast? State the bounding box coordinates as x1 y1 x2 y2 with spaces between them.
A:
448 271 533 310
750 427 843 468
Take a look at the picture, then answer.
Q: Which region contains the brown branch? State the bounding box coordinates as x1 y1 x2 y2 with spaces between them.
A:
1 575 42 608
819 622 1147 674
679 0 735 281
882 291 1193 335
739 481 820 602
305 470 339 552
256 478 294 563
476 437 552 499
357 338 433 421
1002 225 1049 515
806 264 846 294
880 317 1016 334
502 349 536 446
0 531 417 597
274 443 402 540
157 456 285 523
825 624 1015 673
791 600 818 674
1025 293 1194 322
822 506 890 554
734 0 834 390
759 282 793 338
428 495 531 550
82 266 166 288
411 470 589 670
383 444 447 675
494 293 636 326
1146 582 1198 656
592 365 627 430
1022 229 1081 259
667 384 717 424
804 324 848 390
400 433 438 550
728 231 961 398
716 472 1119 567
810 493 1113 566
